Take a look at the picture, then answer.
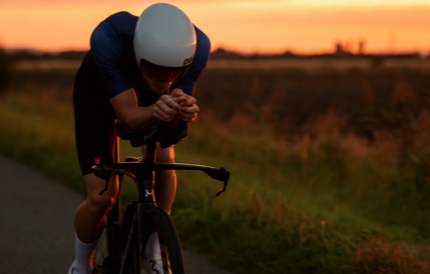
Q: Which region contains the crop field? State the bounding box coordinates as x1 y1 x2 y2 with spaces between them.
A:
2 58 430 273
11 59 430 140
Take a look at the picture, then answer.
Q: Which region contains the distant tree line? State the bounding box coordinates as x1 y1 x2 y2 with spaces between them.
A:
0 48 12 94
7 50 87 61
209 47 424 60
0 50 87 94
2 47 426 63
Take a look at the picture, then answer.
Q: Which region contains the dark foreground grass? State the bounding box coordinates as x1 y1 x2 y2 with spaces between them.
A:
0 91 429 274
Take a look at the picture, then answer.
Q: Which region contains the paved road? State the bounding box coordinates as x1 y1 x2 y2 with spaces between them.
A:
0 154 233 274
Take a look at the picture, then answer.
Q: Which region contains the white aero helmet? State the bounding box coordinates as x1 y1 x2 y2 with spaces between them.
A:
134 3 196 71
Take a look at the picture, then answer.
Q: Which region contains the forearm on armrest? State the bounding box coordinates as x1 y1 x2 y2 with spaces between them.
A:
117 105 159 130
109 88 159 131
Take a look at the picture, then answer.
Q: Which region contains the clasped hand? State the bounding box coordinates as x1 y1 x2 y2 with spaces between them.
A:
152 88 200 123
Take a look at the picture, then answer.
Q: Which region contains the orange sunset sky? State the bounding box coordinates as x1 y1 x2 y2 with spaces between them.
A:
1 0 430 54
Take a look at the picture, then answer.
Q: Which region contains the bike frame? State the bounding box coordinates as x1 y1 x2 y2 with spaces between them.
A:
95 138 230 273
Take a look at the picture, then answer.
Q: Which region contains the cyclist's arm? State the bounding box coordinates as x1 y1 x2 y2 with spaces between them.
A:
109 88 181 130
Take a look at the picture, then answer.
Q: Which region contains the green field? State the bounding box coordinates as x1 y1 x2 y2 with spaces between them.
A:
1 67 430 273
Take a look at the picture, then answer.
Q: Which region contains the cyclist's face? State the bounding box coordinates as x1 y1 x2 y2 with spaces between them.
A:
139 60 183 93
142 73 173 93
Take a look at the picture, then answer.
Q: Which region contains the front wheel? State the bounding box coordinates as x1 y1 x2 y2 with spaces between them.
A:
91 219 117 274
134 207 185 274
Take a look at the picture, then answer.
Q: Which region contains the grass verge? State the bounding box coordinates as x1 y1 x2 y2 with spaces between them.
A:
0 91 429 273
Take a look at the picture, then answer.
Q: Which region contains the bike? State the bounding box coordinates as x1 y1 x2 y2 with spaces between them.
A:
90 120 230 274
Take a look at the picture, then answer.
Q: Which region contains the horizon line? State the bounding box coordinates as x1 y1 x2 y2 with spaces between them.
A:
3 46 428 57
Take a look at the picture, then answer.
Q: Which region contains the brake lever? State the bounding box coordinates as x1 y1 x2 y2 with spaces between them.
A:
202 166 230 197
216 180 228 197
99 179 109 196
91 165 112 196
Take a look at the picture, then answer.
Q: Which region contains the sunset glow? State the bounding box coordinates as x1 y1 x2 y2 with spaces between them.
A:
1 0 430 54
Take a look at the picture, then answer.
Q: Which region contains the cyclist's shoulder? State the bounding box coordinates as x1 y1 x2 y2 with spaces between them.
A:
103 11 139 29
192 25 211 68
90 12 137 62
194 25 211 53
92 11 137 40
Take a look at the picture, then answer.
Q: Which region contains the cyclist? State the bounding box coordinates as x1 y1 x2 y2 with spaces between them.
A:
69 3 210 274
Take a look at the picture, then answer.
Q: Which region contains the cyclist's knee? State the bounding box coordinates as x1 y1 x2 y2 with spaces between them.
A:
84 173 117 217
87 193 116 217
156 143 174 163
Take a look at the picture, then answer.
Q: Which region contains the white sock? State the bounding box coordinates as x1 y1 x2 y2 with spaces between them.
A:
144 210 170 258
144 232 161 258
72 233 99 274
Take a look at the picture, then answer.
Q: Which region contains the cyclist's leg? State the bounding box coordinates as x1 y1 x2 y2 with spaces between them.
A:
72 123 119 274
72 122 119 274
74 171 119 242
72 51 120 274
74 116 119 243
72 172 118 274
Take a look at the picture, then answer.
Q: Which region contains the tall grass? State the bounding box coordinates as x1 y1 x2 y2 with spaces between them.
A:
1 87 429 273
191 105 430 238
3 66 430 273
173 108 430 273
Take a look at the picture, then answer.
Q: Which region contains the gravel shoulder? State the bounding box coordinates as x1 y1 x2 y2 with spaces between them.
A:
0 154 233 274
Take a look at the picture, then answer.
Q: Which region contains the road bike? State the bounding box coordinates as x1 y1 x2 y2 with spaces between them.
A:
90 120 230 274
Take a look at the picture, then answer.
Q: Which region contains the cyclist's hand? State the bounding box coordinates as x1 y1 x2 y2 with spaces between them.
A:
169 88 185 98
153 94 181 122
179 96 199 123
169 88 199 122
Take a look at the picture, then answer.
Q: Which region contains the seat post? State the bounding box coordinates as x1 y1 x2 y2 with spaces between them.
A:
146 141 156 164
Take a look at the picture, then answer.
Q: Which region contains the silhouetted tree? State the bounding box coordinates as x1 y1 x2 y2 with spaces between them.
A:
358 39 366 55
